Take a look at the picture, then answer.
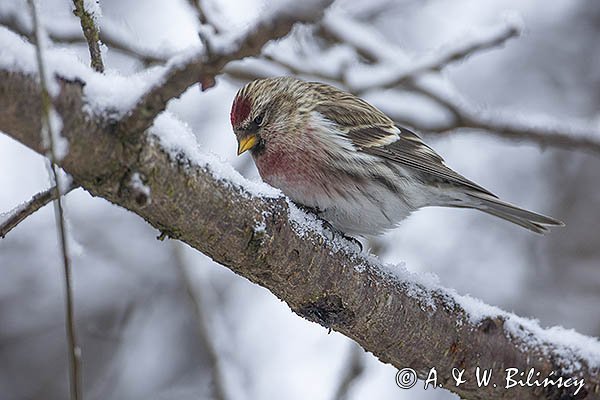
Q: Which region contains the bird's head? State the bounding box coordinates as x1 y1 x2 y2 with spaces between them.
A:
230 77 311 155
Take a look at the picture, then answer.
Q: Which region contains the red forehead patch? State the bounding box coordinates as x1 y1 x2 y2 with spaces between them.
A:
230 96 251 126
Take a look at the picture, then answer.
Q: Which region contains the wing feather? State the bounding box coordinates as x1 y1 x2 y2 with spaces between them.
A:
311 83 495 197
365 126 496 196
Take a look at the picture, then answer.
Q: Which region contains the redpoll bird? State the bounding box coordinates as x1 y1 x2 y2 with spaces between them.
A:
230 77 563 236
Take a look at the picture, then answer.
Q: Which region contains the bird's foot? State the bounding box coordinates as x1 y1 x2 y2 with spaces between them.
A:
320 219 363 253
294 203 363 252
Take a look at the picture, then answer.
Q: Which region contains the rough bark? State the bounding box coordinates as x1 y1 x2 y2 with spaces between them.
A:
1 67 598 400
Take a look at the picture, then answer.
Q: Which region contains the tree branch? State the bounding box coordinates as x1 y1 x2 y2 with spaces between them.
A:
0 12 166 66
0 183 77 239
1 64 599 399
120 1 335 136
348 22 521 93
404 82 600 155
72 0 104 72
187 0 221 34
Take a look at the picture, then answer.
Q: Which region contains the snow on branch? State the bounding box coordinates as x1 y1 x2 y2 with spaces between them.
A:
0 11 168 65
344 18 522 93
1 60 600 399
319 13 402 63
120 0 335 136
186 0 221 34
406 79 600 155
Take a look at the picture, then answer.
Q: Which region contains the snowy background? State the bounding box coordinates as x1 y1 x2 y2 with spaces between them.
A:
1 0 599 399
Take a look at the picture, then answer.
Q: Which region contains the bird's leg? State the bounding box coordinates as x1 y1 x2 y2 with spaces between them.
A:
296 203 322 215
340 231 364 253
319 218 364 253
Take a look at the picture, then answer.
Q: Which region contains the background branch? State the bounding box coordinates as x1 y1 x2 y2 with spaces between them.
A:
0 182 76 239
172 243 228 400
72 0 104 72
345 21 522 93
3 9 598 156
266 16 600 155
27 1 81 399
332 343 365 400
389 82 600 154
0 11 166 65
187 0 221 34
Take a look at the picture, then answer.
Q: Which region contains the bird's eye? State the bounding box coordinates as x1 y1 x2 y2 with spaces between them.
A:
253 114 263 126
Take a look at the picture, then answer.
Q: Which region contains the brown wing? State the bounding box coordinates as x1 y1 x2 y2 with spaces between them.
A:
311 87 495 196
364 125 496 196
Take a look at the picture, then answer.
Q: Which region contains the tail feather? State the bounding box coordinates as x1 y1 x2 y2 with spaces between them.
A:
462 192 564 234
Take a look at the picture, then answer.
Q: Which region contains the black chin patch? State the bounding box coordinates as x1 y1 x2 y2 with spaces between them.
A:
250 137 266 156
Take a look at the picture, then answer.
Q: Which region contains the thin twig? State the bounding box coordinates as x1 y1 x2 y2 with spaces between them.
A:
190 0 220 68
352 24 521 93
27 1 81 400
318 14 396 63
407 83 600 154
262 53 342 83
332 343 365 400
172 243 227 400
188 0 220 34
0 12 166 66
72 0 104 72
0 183 77 239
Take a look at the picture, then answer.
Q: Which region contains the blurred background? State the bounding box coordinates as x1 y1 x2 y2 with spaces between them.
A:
1 0 599 399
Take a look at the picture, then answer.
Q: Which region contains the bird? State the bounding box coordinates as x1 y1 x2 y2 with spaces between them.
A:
230 76 564 236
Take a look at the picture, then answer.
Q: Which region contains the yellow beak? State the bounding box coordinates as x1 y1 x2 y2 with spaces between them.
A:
237 135 257 155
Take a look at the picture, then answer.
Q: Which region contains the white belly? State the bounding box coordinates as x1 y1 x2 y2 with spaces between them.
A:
265 170 427 236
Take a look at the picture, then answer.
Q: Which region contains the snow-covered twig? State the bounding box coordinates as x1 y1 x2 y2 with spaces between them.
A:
319 13 399 64
4 6 598 155
27 1 81 400
187 0 221 34
347 21 521 93
0 183 77 239
406 82 600 154
120 0 334 135
0 10 165 66
72 0 104 72
192 0 221 74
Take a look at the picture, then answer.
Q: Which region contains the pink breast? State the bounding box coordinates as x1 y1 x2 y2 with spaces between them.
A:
254 145 325 192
